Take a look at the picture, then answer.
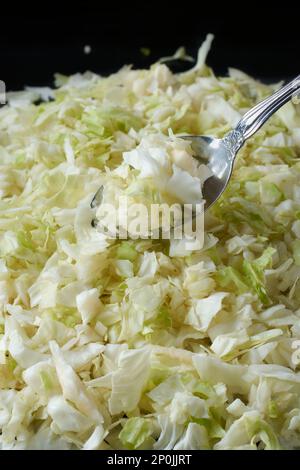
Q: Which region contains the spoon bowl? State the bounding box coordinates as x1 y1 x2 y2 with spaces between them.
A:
183 135 234 210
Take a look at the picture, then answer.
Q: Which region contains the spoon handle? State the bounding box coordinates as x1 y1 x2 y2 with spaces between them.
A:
224 75 300 153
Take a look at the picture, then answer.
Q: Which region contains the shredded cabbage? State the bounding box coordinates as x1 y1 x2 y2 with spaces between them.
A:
0 34 300 450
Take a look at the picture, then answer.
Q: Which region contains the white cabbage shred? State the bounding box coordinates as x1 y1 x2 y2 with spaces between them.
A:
0 35 300 450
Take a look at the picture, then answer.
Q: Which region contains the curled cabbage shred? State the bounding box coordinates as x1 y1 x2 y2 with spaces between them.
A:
1 34 300 450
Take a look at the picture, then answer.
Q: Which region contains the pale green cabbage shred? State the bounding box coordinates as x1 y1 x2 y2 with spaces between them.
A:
1 35 300 450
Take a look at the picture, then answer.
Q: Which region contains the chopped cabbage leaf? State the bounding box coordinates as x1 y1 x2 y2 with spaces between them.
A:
1 34 300 450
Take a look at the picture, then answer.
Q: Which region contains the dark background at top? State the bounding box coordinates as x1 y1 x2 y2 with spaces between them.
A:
1 2 299 91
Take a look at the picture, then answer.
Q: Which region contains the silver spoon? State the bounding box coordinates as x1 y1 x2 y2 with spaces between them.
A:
91 75 300 221
185 74 300 210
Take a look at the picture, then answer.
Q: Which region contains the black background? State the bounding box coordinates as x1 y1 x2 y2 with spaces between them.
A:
0 1 299 91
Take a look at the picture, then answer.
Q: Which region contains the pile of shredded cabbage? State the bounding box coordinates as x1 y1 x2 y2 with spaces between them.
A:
1 35 300 450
